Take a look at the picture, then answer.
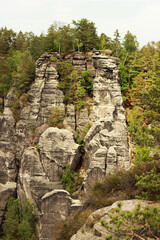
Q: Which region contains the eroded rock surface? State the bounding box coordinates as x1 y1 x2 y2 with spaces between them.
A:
70 200 160 240
0 182 16 225
0 51 129 239
40 189 81 240
19 53 65 129
17 128 81 239
83 54 129 190
39 127 80 177
83 119 129 190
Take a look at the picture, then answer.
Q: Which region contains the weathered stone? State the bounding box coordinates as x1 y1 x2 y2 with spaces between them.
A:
0 51 130 239
82 54 129 190
84 167 106 190
77 108 90 132
83 118 129 190
40 190 81 240
63 104 76 132
39 128 80 181
0 150 16 184
19 58 64 128
0 182 16 225
73 52 86 74
70 200 160 240
17 146 65 204
0 116 15 151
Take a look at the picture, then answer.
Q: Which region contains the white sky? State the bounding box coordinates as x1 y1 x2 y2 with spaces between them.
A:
1 0 160 47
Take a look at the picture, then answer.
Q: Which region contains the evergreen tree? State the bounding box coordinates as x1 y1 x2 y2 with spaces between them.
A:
3 197 21 240
2 197 36 240
72 18 99 52
123 30 138 55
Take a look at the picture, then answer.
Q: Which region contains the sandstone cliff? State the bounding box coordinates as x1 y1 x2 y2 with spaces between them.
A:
0 51 129 239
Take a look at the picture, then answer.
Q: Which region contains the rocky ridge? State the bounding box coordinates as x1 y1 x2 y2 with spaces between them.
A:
0 51 129 239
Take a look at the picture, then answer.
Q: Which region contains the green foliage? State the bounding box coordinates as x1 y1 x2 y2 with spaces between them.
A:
44 24 58 52
58 61 93 109
123 31 138 54
99 33 112 50
20 93 29 107
59 24 74 53
128 106 155 148
2 197 36 240
1 50 35 120
13 50 35 95
75 122 92 145
135 147 151 163
119 63 129 93
84 160 160 210
61 164 82 196
75 86 86 109
136 163 160 200
72 18 99 52
29 125 36 135
0 27 16 54
55 208 93 240
10 98 21 121
50 56 56 62
47 107 64 128
79 70 93 97
111 29 122 57
58 61 74 104
0 73 12 97
101 202 160 240
85 169 137 209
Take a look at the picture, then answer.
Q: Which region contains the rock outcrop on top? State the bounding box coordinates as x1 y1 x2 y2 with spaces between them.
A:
0 51 129 239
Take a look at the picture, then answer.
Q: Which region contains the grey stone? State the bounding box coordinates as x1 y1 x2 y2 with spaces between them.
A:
70 200 160 240
0 150 17 184
0 182 16 224
40 190 75 240
39 127 80 180
0 51 130 239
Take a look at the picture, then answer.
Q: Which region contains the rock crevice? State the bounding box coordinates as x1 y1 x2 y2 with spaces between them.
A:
0 51 129 239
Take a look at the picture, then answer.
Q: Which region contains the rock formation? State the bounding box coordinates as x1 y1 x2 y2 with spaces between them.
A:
70 199 160 240
0 51 129 239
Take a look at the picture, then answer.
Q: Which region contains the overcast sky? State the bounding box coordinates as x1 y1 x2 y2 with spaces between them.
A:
1 0 160 47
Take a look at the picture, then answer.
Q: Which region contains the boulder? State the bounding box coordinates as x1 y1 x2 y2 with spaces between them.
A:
39 127 80 181
70 200 160 240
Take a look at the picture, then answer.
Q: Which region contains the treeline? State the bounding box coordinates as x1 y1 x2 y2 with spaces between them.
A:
0 18 159 184
1 197 36 240
0 18 138 109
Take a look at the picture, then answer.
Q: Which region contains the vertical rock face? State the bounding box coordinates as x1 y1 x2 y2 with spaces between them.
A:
0 51 129 239
83 54 129 190
39 128 80 180
40 190 72 240
19 53 64 128
83 119 129 190
17 128 80 239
